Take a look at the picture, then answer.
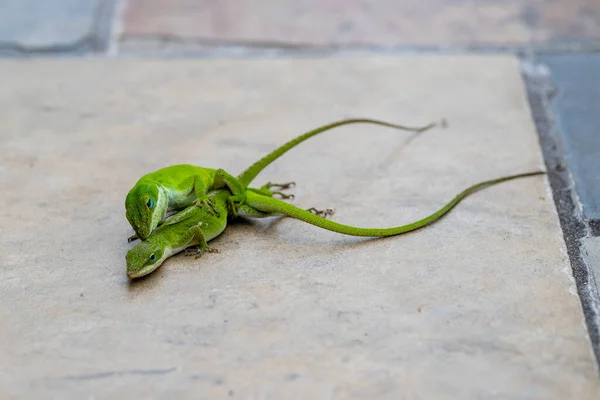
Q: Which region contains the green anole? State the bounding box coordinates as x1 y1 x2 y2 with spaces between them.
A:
125 118 441 241
126 171 544 279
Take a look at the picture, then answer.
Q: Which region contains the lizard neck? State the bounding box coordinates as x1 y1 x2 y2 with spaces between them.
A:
155 185 170 221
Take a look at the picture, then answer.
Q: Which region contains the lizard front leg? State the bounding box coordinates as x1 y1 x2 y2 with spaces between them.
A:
188 175 221 217
184 223 220 259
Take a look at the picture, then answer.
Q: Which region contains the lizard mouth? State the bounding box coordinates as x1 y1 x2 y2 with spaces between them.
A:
136 227 151 241
127 260 163 279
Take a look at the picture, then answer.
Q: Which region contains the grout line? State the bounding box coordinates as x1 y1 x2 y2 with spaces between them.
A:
107 0 127 57
117 36 600 55
3 31 600 58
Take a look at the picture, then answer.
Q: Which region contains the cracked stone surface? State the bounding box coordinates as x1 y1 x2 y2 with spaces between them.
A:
1 55 599 398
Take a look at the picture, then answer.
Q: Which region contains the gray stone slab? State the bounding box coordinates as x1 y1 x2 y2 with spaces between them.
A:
0 56 598 398
583 237 600 297
0 0 114 54
539 54 600 221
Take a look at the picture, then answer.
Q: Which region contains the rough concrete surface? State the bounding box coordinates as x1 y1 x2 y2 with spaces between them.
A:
0 55 598 398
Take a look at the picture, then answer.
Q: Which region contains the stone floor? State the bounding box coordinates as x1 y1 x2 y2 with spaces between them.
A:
0 55 596 399
1 1 600 399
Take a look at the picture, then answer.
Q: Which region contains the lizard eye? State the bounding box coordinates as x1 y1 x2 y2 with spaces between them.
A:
146 198 155 209
149 254 157 263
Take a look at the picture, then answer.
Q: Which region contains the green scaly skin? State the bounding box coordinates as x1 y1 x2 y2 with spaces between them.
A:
126 188 229 278
125 118 440 241
126 185 283 278
126 171 544 279
245 171 546 236
125 165 217 241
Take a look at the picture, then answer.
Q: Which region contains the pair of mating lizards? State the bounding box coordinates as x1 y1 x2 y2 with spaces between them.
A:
124 118 544 279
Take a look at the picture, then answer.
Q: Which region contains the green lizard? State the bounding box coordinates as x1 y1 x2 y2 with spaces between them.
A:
125 117 440 242
126 171 544 279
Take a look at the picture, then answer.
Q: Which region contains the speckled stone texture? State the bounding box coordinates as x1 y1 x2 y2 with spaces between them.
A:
0 56 598 398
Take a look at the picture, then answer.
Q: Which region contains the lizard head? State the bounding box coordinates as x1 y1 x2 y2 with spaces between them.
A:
125 181 168 241
126 240 167 279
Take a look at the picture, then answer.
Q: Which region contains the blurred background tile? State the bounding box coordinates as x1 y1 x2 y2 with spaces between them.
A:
0 0 116 53
122 0 600 47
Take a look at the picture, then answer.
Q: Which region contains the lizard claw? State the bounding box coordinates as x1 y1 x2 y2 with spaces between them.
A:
195 198 221 218
263 181 296 190
185 245 220 258
184 247 199 257
273 191 294 200
307 207 335 218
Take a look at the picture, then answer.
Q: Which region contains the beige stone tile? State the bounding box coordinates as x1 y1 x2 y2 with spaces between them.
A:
0 55 598 398
122 0 600 46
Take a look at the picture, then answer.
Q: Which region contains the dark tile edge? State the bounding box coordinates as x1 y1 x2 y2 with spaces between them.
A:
0 0 120 57
520 56 600 372
116 39 600 58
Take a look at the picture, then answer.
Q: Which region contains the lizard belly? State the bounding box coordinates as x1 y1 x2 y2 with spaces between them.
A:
165 244 191 259
202 217 228 242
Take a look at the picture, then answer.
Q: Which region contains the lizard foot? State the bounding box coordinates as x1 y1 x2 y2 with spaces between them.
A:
127 234 139 243
184 247 199 257
195 197 221 217
273 191 295 200
226 197 240 219
185 246 220 258
262 181 296 191
307 207 335 218
195 246 220 259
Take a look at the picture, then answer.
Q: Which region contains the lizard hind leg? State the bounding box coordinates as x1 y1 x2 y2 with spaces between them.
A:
237 204 277 219
249 186 295 201
234 186 295 220
214 168 248 217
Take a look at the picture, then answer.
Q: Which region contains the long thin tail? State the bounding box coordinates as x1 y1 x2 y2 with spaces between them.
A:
236 118 441 189
245 171 545 237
